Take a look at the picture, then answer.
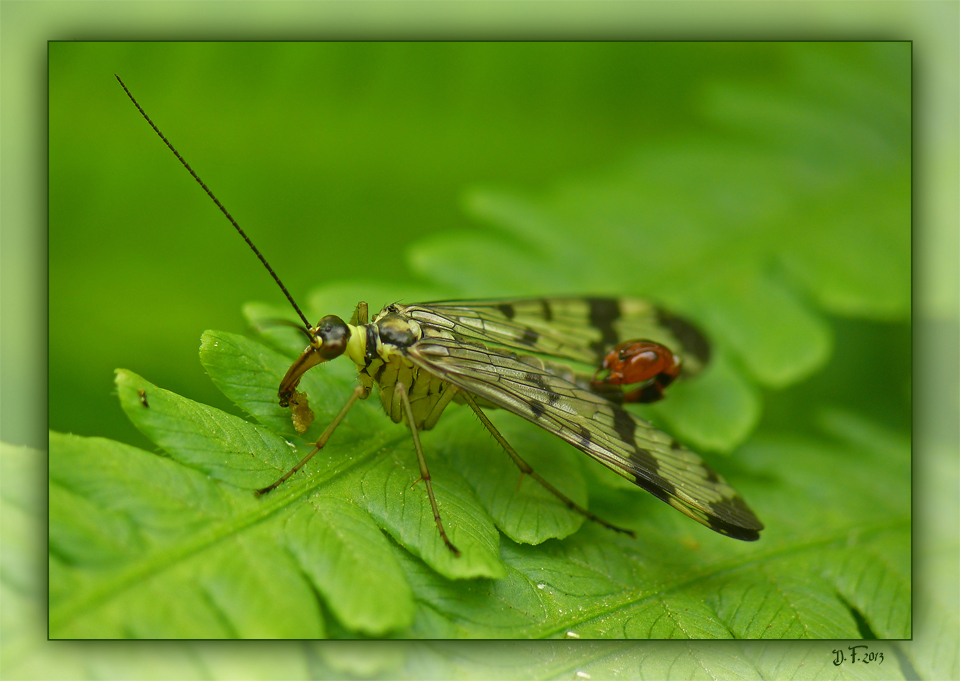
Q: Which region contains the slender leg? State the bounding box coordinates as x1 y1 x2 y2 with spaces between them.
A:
396 382 461 556
460 391 636 538
256 384 366 495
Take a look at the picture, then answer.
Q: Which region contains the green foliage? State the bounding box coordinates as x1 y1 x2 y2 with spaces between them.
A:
48 311 910 640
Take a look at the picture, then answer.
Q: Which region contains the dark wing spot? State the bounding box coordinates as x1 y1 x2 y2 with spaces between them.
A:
539 299 553 322
611 406 638 451
527 399 546 418
636 472 678 506
496 303 516 320
524 371 548 391
589 382 625 404
520 327 540 347
628 447 667 484
704 497 763 541
587 297 621 356
576 423 592 449
657 309 711 366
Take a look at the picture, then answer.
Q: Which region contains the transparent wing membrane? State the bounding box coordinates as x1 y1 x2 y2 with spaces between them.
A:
407 334 762 541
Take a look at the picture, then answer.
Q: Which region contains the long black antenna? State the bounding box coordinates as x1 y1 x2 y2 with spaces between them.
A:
115 74 312 330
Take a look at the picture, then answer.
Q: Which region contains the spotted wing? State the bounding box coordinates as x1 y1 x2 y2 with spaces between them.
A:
406 336 762 541
404 297 710 377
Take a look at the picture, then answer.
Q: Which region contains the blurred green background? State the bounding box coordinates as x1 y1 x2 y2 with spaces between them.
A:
50 42 802 450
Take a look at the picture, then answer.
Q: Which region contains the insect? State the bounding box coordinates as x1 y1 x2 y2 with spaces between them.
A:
117 75 763 555
137 388 149 408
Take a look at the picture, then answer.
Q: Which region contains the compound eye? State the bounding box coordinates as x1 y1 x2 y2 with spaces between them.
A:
316 315 349 360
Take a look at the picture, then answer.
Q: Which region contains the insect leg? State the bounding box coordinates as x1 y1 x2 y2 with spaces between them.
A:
459 392 637 538
256 383 365 495
395 382 461 556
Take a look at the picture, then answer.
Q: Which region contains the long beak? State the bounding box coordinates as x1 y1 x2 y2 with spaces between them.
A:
278 345 326 406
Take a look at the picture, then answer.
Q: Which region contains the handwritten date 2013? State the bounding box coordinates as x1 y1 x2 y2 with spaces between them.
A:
833 645 884 666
